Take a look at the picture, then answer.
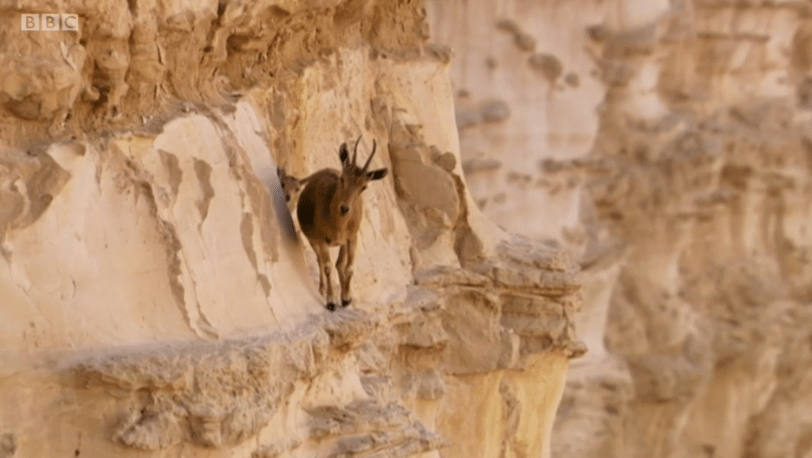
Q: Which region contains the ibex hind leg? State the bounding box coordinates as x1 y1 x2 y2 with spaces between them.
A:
306 238 327 297
311 239 337 312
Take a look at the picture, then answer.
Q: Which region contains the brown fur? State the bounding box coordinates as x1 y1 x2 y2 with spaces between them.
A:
296 137 387 311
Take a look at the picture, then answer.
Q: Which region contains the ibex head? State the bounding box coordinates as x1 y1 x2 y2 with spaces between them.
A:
335 136 387 216
277 166 307 204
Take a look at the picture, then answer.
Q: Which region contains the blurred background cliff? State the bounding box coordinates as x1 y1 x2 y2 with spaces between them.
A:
432 1 812 457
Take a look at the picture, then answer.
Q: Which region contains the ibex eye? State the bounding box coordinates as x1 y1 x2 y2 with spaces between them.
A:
362 186 367 191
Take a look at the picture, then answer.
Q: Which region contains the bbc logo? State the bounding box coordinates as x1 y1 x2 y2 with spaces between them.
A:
21 14 79 31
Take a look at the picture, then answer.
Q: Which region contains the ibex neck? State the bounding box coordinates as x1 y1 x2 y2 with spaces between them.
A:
327 190 353 234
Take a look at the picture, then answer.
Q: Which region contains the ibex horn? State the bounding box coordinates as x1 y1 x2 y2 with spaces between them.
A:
362 140 377 172
352 135 362 167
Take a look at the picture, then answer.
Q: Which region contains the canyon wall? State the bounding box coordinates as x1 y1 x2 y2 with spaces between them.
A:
426 0 812 457
5 0 809 456
0 1 583 458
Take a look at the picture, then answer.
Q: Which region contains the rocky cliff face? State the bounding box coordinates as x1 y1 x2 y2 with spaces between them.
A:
6 0 809 457
0 1 582 458
427 0 812 457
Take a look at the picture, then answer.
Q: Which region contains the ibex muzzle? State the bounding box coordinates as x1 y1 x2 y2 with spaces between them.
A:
297 136 388 311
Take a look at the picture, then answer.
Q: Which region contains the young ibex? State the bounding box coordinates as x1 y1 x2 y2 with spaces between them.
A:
297 136 388 311
277 167 311 214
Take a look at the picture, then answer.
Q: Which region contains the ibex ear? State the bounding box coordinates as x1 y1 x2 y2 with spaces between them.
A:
339 143 350 167
366 168 388 181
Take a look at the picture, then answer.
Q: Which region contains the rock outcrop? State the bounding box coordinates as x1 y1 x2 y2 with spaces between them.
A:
0 1 581 458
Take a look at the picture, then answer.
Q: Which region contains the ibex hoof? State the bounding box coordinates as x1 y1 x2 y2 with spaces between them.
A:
325 302 337 312
341 299 351 308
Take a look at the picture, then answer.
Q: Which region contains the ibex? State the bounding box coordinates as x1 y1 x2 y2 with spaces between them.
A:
297 136 388 312
277 166 311 214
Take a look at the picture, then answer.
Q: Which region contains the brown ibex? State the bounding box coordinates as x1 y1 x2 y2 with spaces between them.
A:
277 166 311 214
297 136 388 311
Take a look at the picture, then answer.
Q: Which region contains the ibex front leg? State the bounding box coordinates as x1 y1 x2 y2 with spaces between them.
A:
336 235 357 308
